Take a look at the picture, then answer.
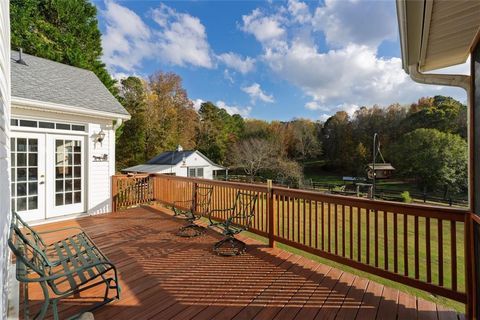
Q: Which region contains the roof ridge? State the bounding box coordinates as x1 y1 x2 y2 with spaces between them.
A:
11 50 97 76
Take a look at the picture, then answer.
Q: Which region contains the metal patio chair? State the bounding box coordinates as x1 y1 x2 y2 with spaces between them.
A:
208 191 258 256
8 211 120 320
172 185 213 237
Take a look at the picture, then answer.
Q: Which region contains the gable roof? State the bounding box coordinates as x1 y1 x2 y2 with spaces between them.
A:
146 150 226 169
147 150 196 165
367 163 395 171
11 50 129 117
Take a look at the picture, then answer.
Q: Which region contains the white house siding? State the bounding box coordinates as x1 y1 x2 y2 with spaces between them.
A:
0 1 10 318
87 121 115 214
11 106 116 216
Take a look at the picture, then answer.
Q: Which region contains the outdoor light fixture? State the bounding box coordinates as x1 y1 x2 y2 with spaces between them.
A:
94 129 106 147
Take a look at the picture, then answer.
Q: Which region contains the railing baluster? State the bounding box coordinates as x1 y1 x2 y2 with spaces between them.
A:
303 199 307 245
394 213 398 273
375 209 379 267
426 217 431 283
335 204 339 255
357 207 361 262
438 219 444 286
314 200 318 249
366 209 370 264
287 196 291 241
321 201 325 251
349 206 353 259
451 220 457 291
404 214 409 276
309 200 312 247
328 203 331 253
384 211 388 270
415 215 419 280
342 205 345 257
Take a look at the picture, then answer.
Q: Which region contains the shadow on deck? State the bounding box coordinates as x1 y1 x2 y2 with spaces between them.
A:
23 206 463 320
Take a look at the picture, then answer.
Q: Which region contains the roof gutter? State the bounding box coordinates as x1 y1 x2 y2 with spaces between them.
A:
408 64 470 93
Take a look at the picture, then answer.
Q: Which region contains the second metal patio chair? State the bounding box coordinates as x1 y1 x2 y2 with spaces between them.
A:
208 191 258 256
172 184 214 237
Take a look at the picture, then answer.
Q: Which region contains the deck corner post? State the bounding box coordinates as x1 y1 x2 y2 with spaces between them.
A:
267 179 275 248
112 175 118 212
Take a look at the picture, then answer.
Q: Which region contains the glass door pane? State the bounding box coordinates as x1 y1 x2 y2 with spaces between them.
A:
55 139 82 207
11 137 39 212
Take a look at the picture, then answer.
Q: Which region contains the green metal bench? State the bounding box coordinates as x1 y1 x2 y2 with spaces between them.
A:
172 185 213 237
8 212 120 320
208 191 258 256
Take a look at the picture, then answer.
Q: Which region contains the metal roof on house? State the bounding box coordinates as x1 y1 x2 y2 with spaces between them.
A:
367 163 395 170
121 164 170 174
11 50 129 116
147 150 196 165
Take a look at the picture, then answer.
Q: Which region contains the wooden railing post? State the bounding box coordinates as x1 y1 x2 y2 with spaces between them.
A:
193 182 198 213
267 179 275 248
111 175 118 212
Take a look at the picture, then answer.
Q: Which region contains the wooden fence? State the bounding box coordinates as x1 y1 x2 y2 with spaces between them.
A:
112 173 475 313
112 174 153 211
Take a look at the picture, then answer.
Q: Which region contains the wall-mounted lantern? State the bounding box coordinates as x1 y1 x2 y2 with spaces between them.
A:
94 129 106 147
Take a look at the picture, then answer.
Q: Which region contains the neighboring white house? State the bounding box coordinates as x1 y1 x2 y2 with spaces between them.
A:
10 50 130 223
123 147 226 180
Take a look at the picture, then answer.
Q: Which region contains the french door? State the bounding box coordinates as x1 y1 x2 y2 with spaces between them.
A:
11 132 46 221
46 135 85 218
10 132 85 222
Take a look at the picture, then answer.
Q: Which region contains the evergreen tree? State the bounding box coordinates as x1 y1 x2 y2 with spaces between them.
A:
11 0 116 93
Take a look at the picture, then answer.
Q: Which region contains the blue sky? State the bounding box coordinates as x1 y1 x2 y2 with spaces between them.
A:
92 0 468 121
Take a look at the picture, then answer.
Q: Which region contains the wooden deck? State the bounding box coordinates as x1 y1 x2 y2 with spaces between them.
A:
23 206 463 320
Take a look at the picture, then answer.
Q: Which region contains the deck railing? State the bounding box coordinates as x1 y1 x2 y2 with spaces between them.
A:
112 173 475 312
111 174 154 211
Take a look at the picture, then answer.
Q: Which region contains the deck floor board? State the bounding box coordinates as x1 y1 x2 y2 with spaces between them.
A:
19 206 462 320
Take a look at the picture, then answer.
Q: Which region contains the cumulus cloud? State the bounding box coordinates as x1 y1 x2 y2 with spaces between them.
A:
101 1 153 72
101 1 212 74
151 4 213 68
216 100 252 117
241 8 286 42
217 52 255 74
192 99 252 117
240 1 467 115
241 83 275 104
312 0 397 48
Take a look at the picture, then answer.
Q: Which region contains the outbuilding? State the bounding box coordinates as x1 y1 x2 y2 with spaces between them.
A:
10 50 130 223
123 146 226 179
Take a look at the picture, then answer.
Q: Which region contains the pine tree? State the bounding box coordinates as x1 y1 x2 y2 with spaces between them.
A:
11 0 116 93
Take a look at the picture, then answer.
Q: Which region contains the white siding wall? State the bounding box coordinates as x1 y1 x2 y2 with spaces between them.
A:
0 1 10 318
87 122 114 214
173 153 215 179
10 107 115 216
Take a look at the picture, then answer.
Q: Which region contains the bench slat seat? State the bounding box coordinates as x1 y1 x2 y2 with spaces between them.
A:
8 212 120 320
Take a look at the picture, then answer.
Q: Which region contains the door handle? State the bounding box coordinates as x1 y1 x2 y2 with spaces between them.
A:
39 181 45 185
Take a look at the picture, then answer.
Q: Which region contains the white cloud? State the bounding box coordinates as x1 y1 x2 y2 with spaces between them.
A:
223 69 235 84
217 52 255 74
312 0 397 48
239 1 467 116
192 98 204 111
101 1 213 74
101 1 153 72
151 4 213 68
192 99 252 117
241 8 286 43
216 100 252 117
242 83 275 104
288 0 311 24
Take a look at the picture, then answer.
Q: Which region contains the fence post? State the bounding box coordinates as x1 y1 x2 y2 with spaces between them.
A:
465 212 476 320
193 182 198 213
267 179 275 248
111 175 118 212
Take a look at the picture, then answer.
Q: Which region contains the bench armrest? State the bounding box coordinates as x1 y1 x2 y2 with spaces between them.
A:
38 226 85 235
208 208 234 225
19 260 116 283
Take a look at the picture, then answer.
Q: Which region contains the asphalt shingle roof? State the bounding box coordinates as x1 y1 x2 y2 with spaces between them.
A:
147 151 196 165
11 50 129 116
